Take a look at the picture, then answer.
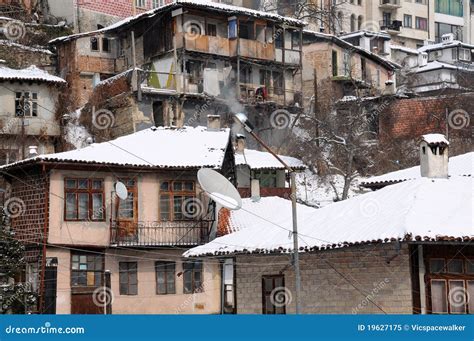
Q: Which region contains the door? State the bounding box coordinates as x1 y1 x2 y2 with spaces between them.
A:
115 179 138 242
43 258 58 314
153 101 164 127
71 293 103 314
262 275 286 314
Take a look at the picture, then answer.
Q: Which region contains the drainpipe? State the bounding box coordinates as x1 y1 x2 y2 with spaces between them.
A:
418 245 427 314
220 259 225 314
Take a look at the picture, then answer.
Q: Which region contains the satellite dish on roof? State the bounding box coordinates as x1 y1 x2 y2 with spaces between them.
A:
197 168 242 210
115 181 128 200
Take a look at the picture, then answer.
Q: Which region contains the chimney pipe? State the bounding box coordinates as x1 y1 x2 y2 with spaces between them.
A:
250 179 260 202
419 134 449 179
28 146 38 158
207 115 221 131
235 134 246 154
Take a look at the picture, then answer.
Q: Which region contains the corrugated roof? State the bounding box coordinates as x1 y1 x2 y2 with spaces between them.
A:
184 177 473 256
0 126 231 170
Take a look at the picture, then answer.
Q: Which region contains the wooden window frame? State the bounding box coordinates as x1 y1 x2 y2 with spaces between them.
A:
119 261 138 295
15 91 38 117
426 256 474 314
70 252 104 288
159 180 196 221
183 260 203 294
115 178 138 222
64 178 105 222
155 261 176 295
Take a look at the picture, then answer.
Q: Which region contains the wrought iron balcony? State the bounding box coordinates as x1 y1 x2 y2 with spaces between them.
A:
110 220 212 247
379 0 401 9
379 20 402 34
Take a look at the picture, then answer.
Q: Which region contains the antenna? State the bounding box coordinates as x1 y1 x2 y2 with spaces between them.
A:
115 181 128 200
197 168 242 210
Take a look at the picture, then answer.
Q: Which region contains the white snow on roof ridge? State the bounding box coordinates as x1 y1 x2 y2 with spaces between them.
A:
419 40 474 52
235 148 305 170
50 0 304 44
362 152 472 185
0 65 65 83
390 44 419 55
0 40 53 54
1 125 231 169
422 133 449 145
184 177 473 256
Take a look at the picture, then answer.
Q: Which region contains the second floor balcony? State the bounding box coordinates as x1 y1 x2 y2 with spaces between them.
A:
110 220 212 247
379 0 401 9
380 20 402 34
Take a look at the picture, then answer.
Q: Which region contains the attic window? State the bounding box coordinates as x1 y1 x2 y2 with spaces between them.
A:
422 146 426 154
90 37 99 51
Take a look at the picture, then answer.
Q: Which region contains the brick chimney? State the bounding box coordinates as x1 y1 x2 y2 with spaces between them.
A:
28 146 38 158
419 134 449 178
207 115 221 131
235 134 246 154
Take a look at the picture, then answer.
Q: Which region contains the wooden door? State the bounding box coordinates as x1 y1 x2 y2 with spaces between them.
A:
71 293 103 314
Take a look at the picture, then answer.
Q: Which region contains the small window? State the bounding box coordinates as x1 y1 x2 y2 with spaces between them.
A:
15 91 38 117
447 259 464 274
403 14 412 28
183 260 203 294
90 37 99 51
160 180 196 221
119 262 138 295
254 170 278 188
291 31 300 50
430 259 446 273
207 23 217 37
71 252 103 287
155 261 176 294
102 37 110 52
135 0 146 8
431 280 447 313
466 260 474 274
415 17 427 31
332 50 338 76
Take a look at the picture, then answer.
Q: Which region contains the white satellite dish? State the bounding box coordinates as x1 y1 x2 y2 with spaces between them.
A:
115 182 128 200
197 168 242 210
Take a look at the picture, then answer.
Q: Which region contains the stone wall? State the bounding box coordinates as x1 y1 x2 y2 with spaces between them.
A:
235 242 414 314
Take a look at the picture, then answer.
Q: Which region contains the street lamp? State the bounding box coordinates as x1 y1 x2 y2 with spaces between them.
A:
233 112 302 314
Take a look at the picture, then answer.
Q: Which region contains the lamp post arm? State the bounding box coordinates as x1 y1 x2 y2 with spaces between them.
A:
248 131 294 173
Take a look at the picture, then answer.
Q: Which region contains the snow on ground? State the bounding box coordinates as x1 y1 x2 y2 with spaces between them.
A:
64 108 91 149
296 169 368 208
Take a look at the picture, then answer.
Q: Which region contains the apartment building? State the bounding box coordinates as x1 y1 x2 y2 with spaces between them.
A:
276 0 473 49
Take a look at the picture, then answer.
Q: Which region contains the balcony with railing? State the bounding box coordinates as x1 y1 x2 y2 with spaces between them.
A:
379 20 402 34
379 0 401 9
110 220 212 247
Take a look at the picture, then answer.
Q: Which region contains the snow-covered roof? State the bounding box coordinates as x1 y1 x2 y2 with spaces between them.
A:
421 133 449 145
185 177 473 256
419 40 474 53
50 0 304 44
361 152 472 187
235 149 305 170
0 65 65 84
0 126 231 170
339 30 391 41
302 30 400 70
0 40 53 54
390 45 419 55
414 61 469 74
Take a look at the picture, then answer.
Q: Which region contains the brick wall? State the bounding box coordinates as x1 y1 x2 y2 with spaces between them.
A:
380 94 473 155
77 0 154 18
235 243 414 314
7 167 49 246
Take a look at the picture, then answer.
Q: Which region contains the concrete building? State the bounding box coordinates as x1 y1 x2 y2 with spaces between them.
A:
0 121 235 314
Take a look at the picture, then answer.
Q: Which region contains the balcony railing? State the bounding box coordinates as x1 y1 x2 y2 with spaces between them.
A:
379 20 402 33
379 0 401 8
110 220 212 247
238 187 292 199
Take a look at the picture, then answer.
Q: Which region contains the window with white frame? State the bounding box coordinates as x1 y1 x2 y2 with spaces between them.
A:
135 0 146 8
458 48 471 61
15 91 38 117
